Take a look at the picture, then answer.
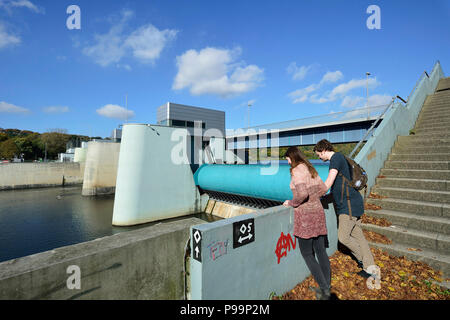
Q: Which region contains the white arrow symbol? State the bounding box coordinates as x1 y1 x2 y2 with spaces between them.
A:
238 233 253 243
195 246 200 257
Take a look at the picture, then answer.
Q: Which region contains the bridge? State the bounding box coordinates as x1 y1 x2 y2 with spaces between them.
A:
225 105 387 159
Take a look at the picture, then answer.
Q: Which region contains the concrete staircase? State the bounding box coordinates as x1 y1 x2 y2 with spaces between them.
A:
363 77 450 280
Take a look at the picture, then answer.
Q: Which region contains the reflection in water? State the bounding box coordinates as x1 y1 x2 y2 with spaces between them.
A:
0 186 219 263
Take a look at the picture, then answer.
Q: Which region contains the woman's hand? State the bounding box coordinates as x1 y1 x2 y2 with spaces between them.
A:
283 200 290 207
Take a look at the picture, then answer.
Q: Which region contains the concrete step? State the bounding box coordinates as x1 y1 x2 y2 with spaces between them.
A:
375 176 450 191
361 223 450 255
414 124 450 133
366 197 450 219
415 119 450 127
383 160 450 170
367 241 450 279
420 105 450 112
394 141 450 150
421 104 450 111
389 153 450 161
371 186 450 204
427 90 450 98
436 78 450 92
379 168 450 180
365 209 450 234
394 142 450 151
419 109 450 117
430 91 450 98
410 128 450 139
420 104 450 111
397 135 450 144
417 113 450 122
413 127 450 135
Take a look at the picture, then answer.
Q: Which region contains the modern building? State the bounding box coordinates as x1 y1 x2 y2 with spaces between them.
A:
157 102 226 138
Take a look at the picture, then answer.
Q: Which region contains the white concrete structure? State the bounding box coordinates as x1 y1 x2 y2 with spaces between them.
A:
112 124 208 226
82 141 120 196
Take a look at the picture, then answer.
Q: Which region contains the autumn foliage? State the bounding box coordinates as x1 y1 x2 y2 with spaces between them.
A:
274 248 449 300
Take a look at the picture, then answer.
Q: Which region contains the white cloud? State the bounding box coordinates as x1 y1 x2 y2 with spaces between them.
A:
125 24 178 64
0 1 44 50
96 104 134 120
288 70 343 104
0 101 30 113
173 47 264 98
82 10 177 67
0 22 20 49
341 94 392 108
82 15 128 67
289 70 383 106
329 77 379 101
367 94 392 106
0 0 44 14
320 70 343 84
341 96 364 108
286 63 312 81
288 84 318 104
42 106 70 114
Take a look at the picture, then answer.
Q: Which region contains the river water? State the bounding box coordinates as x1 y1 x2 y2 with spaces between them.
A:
0 186 217 263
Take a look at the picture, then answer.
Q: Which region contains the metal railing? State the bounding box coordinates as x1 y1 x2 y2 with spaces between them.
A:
227 105 388 137
348 97 397 158
348 60 440 159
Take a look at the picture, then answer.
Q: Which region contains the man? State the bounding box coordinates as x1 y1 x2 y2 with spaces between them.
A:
314 139 375 278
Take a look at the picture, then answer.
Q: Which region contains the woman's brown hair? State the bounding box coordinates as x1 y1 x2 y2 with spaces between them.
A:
284 146 318 179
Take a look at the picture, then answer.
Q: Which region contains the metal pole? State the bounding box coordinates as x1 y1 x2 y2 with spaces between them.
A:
366 72 371 119
247 102 252 129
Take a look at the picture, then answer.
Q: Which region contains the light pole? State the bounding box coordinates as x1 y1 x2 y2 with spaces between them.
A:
366 72 371 119
247 101 252 129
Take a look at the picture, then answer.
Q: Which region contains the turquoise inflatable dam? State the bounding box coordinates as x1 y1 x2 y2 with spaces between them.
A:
193 162 330 206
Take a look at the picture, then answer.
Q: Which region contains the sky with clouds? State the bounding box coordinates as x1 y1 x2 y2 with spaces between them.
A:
0 0 449 138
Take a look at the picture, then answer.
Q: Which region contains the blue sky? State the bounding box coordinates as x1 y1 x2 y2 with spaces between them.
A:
0 0 449 138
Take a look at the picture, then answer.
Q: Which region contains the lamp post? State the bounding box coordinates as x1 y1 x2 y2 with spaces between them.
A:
247 101 252 129
366 72 371 119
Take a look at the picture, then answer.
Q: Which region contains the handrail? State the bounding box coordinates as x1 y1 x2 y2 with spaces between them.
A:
349 60 441 159
406 71 427 102
406 60 439 102
348 97 397 159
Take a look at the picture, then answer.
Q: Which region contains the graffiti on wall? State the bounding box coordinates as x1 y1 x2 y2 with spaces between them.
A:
275 232 297 264
208 239 229 261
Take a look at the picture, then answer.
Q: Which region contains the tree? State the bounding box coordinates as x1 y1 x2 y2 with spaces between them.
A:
0 139 19 159
40 130 71 160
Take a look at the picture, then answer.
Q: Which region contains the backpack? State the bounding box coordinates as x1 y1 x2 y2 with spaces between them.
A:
342 155 368 191
338 154 368 218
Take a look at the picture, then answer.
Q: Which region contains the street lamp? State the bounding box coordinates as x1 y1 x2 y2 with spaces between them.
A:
366 72 371 119
247 101 252 129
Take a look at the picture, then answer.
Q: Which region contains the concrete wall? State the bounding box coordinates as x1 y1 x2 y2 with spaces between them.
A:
74 147 87 163
112 124 206 226
82 142 120 196
0 217 204 300
0 162 83 190
355 61 444 192
190 195 338 299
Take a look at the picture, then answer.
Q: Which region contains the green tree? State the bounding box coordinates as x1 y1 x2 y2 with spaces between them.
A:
40 130 71 160
0 139 19 159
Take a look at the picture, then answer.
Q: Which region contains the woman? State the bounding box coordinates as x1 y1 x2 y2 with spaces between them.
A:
283 146 331 300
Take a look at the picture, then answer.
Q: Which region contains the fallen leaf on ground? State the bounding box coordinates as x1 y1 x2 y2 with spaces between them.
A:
274 248 450 300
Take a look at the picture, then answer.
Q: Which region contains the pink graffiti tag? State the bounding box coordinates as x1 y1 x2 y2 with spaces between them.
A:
208 240 228 261
275 232 297 264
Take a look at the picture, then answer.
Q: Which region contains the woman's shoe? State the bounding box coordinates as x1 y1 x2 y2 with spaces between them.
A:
310 286 331 300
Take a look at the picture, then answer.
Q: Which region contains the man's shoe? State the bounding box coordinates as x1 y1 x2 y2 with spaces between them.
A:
357 269 372 279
